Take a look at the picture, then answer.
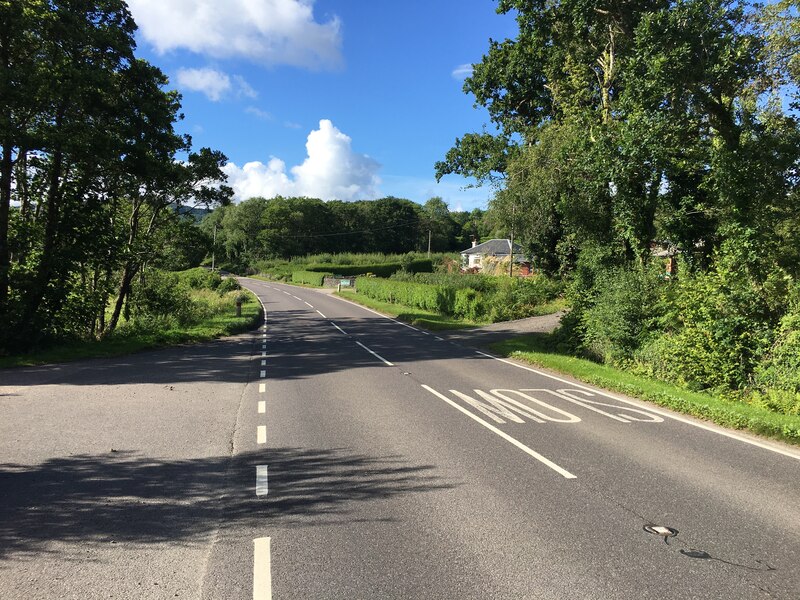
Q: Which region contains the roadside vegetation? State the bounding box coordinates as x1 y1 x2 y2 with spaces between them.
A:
4 0 800 446
335 289 483 331
0 1 232 356
491 332 800 446
354 271 564 323
1 268 259 368
431 1 800 443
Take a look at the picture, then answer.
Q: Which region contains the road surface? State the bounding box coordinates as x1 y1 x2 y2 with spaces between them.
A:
1 277 799 599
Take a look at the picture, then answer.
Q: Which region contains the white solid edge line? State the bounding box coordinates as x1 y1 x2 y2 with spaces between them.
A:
253 537 272 600
304 301 313 308
330 294 418 330
422 384 576 479
331 322 348 335
258 400 266 413
473 351 800 461
259 383 266 393
355 341 394 366
257 425 267 444
316 310 327 318
256 465 269 496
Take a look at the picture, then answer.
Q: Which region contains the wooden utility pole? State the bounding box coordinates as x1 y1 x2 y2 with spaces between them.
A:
508 201 516 277
427 229 432 258
212 223 217 271
509 230 514 277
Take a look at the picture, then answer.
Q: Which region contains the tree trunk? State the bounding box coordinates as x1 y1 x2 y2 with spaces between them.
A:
0 141 12 310
104 261 136 336
16 145 64 345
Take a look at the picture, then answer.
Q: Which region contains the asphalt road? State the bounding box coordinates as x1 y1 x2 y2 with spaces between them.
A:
2 277 799 599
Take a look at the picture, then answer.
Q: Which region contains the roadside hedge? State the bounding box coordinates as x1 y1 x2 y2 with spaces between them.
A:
291 270 330 286
305 259 433 278
356 277 488 320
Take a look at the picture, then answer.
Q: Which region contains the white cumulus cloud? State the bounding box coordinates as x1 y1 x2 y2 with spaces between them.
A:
176 67 257 101
128 0 342 69
223 120 381 202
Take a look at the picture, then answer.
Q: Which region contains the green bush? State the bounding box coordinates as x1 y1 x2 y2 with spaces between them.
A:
132 271 193 325
453 288 488 320
216 277 241 295
291 270 330 286
755 289 800 393
581 265 664 364
175 267 222 290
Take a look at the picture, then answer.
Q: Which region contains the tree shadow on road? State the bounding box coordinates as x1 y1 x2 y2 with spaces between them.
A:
0 447 458 560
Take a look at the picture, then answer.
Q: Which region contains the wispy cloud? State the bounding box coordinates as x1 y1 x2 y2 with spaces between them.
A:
233 75 258 99
246 106 273 121
176 68 257 102
451 63 474 80
128 0 343 70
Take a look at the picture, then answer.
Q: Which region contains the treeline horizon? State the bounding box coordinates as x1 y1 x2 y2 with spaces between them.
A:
201 195 502 272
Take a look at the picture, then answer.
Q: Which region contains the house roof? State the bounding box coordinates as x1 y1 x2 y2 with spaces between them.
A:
461 239 524 256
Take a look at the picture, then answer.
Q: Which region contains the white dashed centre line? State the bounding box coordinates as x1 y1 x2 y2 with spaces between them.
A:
253 538 272 600
355 341 394 366
261 351 267 357
261 359 266 366
257 426 267 444
260 370 266 378
316 310 327 318
304 301 313 308
258 400 266 413
259 383 266 393
256 466 269 495
331 322 347 335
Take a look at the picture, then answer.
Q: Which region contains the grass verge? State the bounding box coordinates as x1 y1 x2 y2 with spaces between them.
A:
0 291 262 368
490 333 800 446
334 289 483 330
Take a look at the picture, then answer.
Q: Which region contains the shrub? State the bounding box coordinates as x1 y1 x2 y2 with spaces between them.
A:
356 277 455 314
581 265 664 364
175 267 222 290
216 277 241 295
755 286 800 393
291 270 329 286
453 288 488 320
306 259 433 277
651 240 776 391
132 270 193 325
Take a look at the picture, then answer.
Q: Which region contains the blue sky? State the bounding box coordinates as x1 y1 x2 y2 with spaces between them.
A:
126 0 517 211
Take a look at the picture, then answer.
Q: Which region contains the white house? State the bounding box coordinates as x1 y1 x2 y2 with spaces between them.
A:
460 238 526 271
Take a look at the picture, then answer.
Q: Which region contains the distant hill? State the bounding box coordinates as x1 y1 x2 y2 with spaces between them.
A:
175 205 211 222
